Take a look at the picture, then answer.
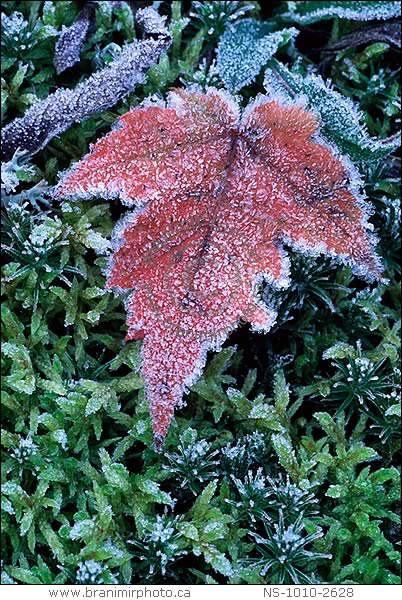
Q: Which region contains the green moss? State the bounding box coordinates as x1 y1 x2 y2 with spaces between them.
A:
1 0 400 585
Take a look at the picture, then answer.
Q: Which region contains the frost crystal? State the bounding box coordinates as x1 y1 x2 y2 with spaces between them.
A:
1 11 27 36
1 151 37 195
69 518 95 541
10 434 38 463
182 58 221 91
163 428 219 493
56 89 382 446
150 515 175 543
1 162 19 195
76 560 117 584
228 468 272 523
76 560 103 583
53 429 68 451
217 20 298 93
250 512 331 582
1 8 171 160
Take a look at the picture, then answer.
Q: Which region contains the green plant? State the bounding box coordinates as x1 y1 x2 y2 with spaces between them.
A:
1 0 400 586
243 513 331 584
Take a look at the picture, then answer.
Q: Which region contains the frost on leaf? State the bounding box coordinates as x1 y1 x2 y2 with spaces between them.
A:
56 89 382 447
217 19 299 93
264 62 401 162
279 1 401 24
1 7 171 161
53 3 96 74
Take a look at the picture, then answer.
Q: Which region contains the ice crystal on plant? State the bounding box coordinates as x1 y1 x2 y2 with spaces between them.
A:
323 341 400 428
248 512 331 584
217 20 298 93
163 428 219 494
53 429 68 451
69 519 96 541
56 89 382 446
76 560 103 583
53 3 95 74
1 151 38 196
266 475 319 522
150 515 175 543
227 468 273 523
1 11 26 36
221 433 268 479
10 434 38 463
182 58 221 91
1 9 57 68
76 560 117 584
280 1 401 24
1 162 19 195
1 11 42 59
130 514 186 579
1 571 16 585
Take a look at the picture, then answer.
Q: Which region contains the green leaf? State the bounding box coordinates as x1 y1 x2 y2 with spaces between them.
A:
264 61 401 161
69 518 95 541
248 401 281 427
336 527 352 543
191 481 218 521
326 485 343 498
85 385 117 416
33 557 53 584
2 342 36 394
197 544 233 577
271 433 300 481
20 510 34 536
278 1 401 24
178 522 199 541
6 567 42 584
135 476 174 506
217 20 298 93
273 369 290 415
201 519 228 543
99 448 130 491
10 63 29 93
345 445 379 465
39 522 66 562
370 467 399 485
314 412 346 447
385 403 401 417
323 342 355 360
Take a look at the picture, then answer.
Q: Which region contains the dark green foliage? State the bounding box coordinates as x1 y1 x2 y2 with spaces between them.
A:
322 342 400 438
244 513 331 584
162 428 220 496
130 514 188 582
1 0 400 586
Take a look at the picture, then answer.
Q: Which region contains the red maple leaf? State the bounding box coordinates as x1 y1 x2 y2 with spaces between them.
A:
57 89 381 447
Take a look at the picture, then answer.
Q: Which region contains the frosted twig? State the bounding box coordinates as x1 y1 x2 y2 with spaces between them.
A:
1 8 171 161
53 2 96 74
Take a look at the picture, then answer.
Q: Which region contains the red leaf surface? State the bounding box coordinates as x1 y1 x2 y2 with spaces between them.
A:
57 89 381 447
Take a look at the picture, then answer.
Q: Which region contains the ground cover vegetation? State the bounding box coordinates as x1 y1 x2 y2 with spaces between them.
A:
1 0 400 585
